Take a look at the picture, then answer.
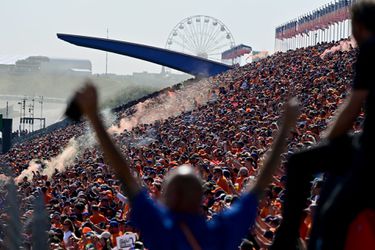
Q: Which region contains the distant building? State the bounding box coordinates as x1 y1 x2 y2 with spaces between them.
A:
0 56 92 75
40 58 92 75
0 64 15 73
132 71 166 77
15 56 49 73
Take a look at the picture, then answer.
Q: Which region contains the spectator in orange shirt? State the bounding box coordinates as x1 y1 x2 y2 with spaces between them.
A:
259 199 272 219
46 180 53 194
236 167 249 191
213 167 230 194
109 220 123 247
42 186 52 204
89 205 108 225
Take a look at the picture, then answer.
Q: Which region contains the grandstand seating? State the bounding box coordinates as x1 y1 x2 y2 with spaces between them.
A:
0 40 365 249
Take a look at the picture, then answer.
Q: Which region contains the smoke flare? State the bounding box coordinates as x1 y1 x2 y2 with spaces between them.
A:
14 160 41 184
320 39 357 59
42 138 78 178
108 79 212 134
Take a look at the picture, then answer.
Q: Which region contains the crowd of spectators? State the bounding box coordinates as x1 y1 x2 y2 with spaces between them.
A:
0 39 359 249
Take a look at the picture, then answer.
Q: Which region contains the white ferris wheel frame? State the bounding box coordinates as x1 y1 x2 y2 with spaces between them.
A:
166 15 236 62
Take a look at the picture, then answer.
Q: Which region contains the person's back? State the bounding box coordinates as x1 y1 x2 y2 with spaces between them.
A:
130 184 258 249
351 4 375 152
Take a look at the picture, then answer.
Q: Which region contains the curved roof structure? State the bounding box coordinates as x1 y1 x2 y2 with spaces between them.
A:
57 33 232 77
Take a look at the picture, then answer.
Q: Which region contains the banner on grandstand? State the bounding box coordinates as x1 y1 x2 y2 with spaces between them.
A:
275 0 353 40
221 44 252 60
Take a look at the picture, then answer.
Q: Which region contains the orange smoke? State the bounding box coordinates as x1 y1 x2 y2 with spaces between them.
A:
107 80 213 135
321 39 357 59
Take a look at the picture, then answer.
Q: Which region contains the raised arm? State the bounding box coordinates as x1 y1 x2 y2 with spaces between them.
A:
251 98 299 198
324 90 368 140
76 83 141 200
210 99 299 250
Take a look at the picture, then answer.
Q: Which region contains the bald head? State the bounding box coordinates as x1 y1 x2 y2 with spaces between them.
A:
162 165 203 213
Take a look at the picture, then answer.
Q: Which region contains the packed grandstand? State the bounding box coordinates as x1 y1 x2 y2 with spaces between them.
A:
0 39 361 249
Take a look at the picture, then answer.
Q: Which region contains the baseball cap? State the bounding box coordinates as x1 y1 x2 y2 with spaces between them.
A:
82 227 92 234
99 231 111 239
109 220 119 227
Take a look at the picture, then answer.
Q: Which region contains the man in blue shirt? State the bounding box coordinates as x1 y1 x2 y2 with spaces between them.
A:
74 84 298 250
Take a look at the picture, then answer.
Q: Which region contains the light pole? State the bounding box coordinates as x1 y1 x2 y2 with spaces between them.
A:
39 96 44 129
18 101 22 133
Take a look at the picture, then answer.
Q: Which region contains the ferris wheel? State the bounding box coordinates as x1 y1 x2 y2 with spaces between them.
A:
166 15 236 62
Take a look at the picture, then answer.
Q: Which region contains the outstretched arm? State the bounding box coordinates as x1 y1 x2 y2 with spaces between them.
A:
251 98 299 198
324 90 367 140
210 99 299 250
76 83 141 200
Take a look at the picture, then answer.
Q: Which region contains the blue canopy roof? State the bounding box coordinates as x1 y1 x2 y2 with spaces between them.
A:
57 33 232 77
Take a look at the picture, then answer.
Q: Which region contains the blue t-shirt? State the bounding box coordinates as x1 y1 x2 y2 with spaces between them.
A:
130 190 258 250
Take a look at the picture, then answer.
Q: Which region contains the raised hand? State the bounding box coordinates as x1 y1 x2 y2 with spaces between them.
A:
251 98 299 197
283 98 300 128
75 81 99 120
73 81 141 200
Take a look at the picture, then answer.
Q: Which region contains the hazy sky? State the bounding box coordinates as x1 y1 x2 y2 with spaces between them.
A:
1 0 329 74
